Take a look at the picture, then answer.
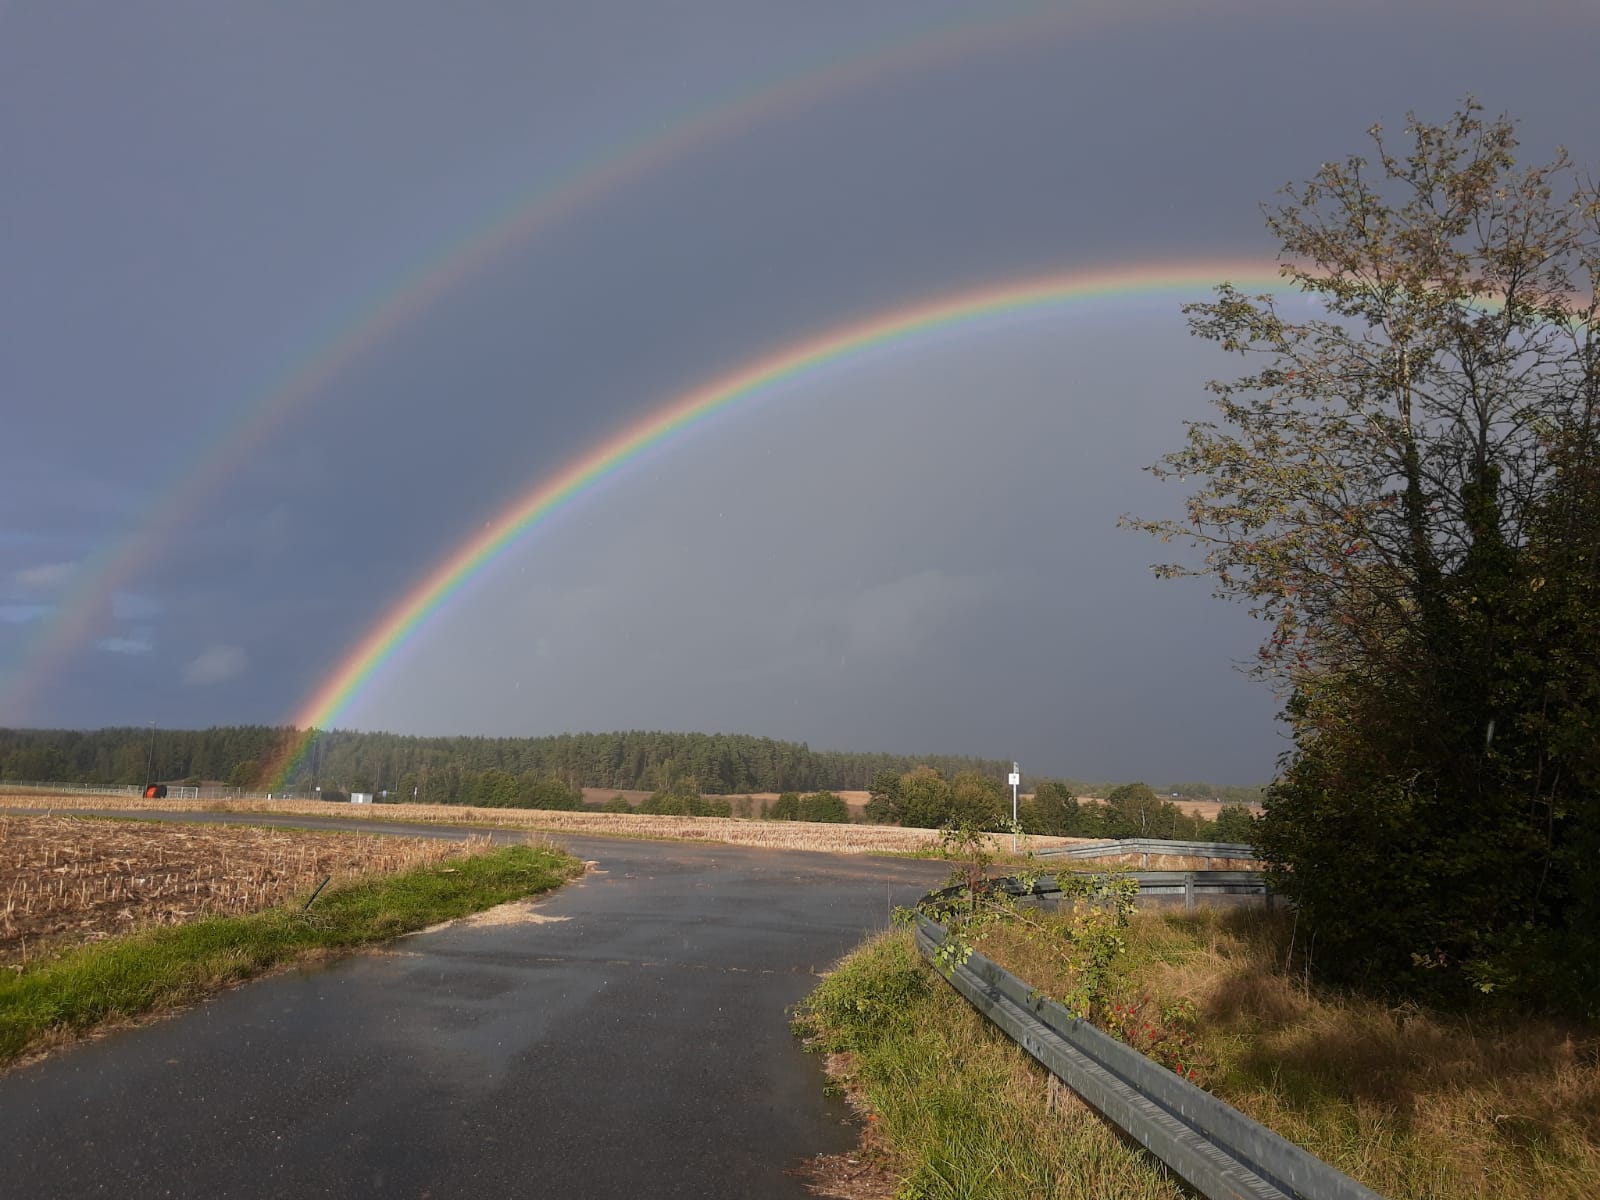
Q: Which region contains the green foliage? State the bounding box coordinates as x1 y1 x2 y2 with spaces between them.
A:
793 930 1189 1200
798 790 849 823
767 791 801 820
473 771 582 810
637 779 732 817
863 768 902 824
1020 780 1079 835
1212 804 1256 843
796 928 931 1055
1099 993 1206 1083
1133 103 1600 1011
892 766 1007 829
600 795 632 813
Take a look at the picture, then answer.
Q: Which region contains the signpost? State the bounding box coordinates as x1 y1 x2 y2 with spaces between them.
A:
1009 762 1021 851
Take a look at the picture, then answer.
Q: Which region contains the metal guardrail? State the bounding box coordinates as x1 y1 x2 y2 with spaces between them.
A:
914 908 1383 1200
937 870 1270 911
1128 871 1270 909
1038 838 1259 868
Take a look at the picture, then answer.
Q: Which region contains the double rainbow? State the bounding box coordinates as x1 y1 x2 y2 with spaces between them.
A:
2 1 1143 720
267 260 1288 784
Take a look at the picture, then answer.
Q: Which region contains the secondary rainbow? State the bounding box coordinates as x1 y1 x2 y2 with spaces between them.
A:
1 2 1134 721
270 260 1290 780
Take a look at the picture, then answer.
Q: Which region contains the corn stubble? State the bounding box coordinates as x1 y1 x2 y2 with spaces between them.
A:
0 814 473 968
3 791 1092 856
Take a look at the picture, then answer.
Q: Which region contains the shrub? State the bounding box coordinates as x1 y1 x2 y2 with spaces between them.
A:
768 792 801 821
798 791 849 823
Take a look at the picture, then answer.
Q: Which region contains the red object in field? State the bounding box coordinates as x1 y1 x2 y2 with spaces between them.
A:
144 784 167 799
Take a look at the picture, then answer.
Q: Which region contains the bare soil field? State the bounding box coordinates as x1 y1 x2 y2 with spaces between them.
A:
578 787 655 806
0 812 481 969
2 792 1093 857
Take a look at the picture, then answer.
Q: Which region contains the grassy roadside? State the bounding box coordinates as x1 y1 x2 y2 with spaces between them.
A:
0 842 580 1070
793 928 1188 1199
1100 909 1600 1200
798 906 1600 1200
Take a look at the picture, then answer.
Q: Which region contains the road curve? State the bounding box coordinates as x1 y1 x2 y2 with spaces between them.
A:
0 813 949 1198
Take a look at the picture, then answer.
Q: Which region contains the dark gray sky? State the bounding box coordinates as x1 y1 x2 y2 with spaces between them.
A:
4 1 1597 783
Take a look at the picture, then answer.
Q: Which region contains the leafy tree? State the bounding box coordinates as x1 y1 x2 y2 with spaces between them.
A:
948 770 1006 829
1104 782 1177 838
520 774 583 810
798 790 849 823
699 795 733 818
1131 103 1600 1008
768 792 801 821
1022 779 1081 835
896 767 953 828
1213 804 1257 843
863 769 902 823
637 790 692 815
601 795 632 813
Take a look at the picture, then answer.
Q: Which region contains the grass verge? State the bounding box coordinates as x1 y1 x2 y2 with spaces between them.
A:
0 842 580 1070
792 927 1188 1200
1097 908 1600 1200
800 907 1600 1200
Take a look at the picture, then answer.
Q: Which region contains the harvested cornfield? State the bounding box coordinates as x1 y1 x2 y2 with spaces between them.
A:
1 792 1095 856
0 813 483 968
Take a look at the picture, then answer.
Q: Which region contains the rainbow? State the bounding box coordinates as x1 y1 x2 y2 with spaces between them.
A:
1 1 1142 722
267 260 1291 784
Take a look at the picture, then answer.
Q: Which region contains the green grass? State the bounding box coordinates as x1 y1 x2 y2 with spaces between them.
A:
793 928 1189 1200
0 843 580 1069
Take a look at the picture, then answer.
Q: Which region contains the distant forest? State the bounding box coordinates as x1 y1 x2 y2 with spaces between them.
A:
0 726 1263 806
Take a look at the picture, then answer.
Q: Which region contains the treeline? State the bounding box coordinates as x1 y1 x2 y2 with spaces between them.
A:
864 769 1255 842
0 727 1262 833
0 726 1016 795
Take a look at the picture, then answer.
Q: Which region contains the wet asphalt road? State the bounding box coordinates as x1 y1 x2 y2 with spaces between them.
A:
0 814 950 1199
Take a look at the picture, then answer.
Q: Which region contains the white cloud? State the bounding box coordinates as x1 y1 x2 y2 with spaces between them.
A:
97 630 154 655
183 644 247 685
13 561 77 592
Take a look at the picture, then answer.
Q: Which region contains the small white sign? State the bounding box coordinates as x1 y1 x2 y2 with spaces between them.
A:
1008 772 1020 787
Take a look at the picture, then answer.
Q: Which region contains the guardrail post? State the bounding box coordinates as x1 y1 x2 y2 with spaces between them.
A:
1184 872 1196 912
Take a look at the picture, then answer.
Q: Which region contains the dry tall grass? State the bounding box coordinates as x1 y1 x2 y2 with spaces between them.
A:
998 907 1600 1200
1 792 1091 856
0 813 484 968
1147 911 1600 1199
